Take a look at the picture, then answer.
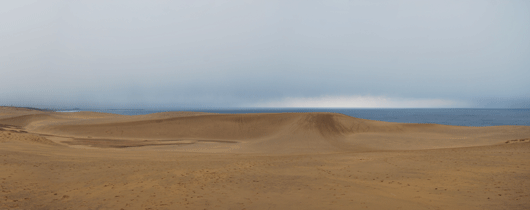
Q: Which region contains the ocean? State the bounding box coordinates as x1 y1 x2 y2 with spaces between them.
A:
55 108 530 127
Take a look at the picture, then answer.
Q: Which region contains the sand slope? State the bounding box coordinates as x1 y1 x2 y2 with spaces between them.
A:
1 106 529 209
6 108 528 153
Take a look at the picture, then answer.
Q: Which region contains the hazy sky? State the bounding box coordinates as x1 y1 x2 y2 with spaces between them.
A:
1 0 529 108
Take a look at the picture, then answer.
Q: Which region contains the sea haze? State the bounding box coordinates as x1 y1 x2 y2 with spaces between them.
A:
55 108 530 127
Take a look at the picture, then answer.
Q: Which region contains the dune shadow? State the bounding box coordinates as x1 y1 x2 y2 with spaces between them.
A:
0 124 28 133
63 138 238 148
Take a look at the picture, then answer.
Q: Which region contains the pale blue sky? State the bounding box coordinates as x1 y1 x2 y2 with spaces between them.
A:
1 0 529 108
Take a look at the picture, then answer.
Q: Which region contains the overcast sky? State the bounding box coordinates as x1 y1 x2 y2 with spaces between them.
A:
1 0 529 108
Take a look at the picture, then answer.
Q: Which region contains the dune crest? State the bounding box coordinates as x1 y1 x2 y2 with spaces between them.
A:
0 107 528 153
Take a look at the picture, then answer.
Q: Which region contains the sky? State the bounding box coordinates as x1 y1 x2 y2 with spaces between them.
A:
1 0 529 108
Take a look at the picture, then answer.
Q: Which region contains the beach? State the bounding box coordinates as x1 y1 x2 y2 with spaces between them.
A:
1 106 529 209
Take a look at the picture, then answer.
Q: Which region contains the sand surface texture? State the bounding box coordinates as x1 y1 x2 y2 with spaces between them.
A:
1 106 529 209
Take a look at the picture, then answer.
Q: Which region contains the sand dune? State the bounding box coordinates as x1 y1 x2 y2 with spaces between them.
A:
1 106 529 209
8 108 529 153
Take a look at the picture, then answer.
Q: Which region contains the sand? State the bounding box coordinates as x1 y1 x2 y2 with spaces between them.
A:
0 106 529 209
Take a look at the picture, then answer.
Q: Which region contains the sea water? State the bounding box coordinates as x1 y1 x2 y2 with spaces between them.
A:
55 108 530 127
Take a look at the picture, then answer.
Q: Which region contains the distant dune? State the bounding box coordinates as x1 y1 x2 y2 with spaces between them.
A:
2 106 529 153
1 106 529 209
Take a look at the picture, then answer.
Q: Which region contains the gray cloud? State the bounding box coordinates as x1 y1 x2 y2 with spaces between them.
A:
1 0 529 108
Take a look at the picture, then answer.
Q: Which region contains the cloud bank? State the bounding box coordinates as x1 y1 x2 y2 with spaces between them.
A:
253 96 468 108
1 1 529 108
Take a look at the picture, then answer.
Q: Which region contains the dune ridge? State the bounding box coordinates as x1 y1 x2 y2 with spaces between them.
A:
0 107 529 153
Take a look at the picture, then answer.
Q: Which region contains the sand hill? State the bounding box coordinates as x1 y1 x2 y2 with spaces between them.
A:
1 106 529 209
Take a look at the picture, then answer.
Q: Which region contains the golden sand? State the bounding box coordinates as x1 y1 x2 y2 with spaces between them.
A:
1 106 529 209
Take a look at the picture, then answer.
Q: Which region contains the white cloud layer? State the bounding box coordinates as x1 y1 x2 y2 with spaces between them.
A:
253 96 468 108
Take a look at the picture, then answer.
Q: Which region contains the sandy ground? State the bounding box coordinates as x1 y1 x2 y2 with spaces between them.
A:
1 106 529 209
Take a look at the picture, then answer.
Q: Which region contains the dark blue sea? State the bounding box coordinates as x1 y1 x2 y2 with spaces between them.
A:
55 108 530 127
